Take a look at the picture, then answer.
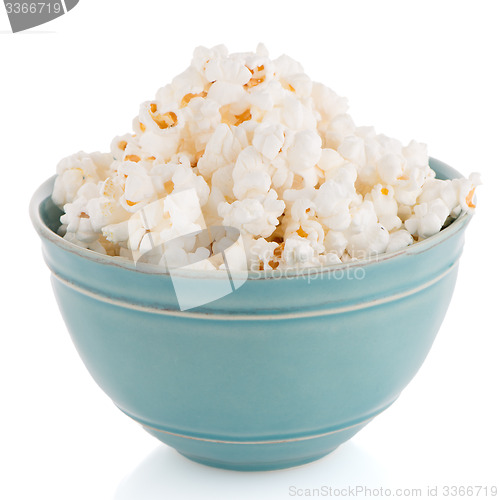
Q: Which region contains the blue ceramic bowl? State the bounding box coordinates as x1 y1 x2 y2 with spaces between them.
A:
30 158 471 471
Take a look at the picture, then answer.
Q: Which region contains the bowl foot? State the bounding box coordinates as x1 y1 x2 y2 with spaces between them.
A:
177 449 335 471
138 417 372 472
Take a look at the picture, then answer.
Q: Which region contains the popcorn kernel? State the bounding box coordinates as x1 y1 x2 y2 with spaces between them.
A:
466 187 476 209
164 180 175 194
124 155 141 163
150 110 178 130
234 109 252 126
297 227 308 238
181 91 208 108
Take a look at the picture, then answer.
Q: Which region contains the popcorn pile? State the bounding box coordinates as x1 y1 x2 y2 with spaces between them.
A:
52 44 480 271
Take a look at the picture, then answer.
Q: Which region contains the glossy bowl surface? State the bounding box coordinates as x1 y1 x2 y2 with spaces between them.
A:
30 158 471 470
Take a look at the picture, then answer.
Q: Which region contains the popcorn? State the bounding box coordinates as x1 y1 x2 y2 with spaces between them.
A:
52 45 480 271
169 155 210 206
286 130 322 174
312 82 349 126
52 151 113 207
324 230 348 257
279 95 318 130
208 81 247 107
232 146 272 199
60 183 101 244
376 153 405 185
197 123 248 177
317 148 345 174
386 230 414 253
365 184 402 232
454 172 481 215
219 236 248 272
314 165 359 231
344 201 390 259
324 114 356 150
404 199 451 239
253 123 285 161
338 136 367 168
282 236 318 268
218 189 285 238
248 238 279 270
121 166 157 212
204 58 252 86
273 54 304 80
287 219 326 254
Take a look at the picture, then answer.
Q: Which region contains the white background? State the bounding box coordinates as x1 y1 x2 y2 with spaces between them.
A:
1 1 498 499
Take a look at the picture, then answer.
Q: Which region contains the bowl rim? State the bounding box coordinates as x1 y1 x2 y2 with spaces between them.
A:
30 157 472 280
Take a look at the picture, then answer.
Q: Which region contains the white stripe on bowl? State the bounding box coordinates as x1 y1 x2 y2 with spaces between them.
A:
50 261 458 321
